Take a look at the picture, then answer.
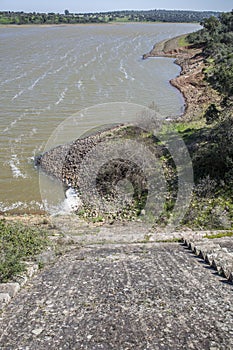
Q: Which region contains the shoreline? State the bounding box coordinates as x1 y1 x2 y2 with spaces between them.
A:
0 22 199 28
143 34 220 120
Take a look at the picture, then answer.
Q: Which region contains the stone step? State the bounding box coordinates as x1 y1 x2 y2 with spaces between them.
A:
183 234 233 283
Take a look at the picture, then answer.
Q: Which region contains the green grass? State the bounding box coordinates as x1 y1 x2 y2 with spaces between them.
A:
174 119 206 132
0 17 12 24
204 231 233 239
0 219 50 283
114 16 130 22
155 238 182 243
178 35 190 47
91 216 104 223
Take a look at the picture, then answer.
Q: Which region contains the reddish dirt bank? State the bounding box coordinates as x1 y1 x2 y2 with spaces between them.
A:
143 35 220 120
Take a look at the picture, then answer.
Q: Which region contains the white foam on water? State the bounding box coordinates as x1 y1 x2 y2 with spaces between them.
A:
111 41 124 53
84 56 96 68
60 52 69 60
96 43 103 53
90 56 97 65
3 117 21 132
0 200 44 212
9 118 19 128
55 87 68 105
0 72 27 87
49 65 65 74
11 71 48 101
59 49 75 61
8 154 27 179
12 89 24 101
0 201 24 211
59 188 82 214
13 127 38 145
119 60 135 81
34 104 51 113
98 52 103 60
28 72 48 91
14 133 25 143
132 35 139 42
44 188 82 216
97 87 103 96
29 141 45 164
10 113 21 128
29 128 38 137
76 80 84 90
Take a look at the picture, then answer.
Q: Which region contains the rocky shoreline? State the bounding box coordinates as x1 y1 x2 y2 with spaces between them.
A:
36 125 155 220
143 34 220 120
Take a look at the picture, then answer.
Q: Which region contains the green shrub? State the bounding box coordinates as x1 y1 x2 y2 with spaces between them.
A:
0 220 49 282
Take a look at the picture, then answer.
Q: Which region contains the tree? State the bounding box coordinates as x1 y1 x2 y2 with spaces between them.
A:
64 9 69 16
201 16 220 35
204 104 220 124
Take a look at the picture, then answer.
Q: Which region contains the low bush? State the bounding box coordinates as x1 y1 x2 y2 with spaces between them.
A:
0 220 49 282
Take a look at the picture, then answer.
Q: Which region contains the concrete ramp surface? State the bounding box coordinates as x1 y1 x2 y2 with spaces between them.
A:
0 242 233 349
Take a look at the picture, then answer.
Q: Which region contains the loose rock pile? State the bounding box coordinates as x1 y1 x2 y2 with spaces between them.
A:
35 125 157 220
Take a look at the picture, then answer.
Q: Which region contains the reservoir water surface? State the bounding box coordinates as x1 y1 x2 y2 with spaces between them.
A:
0 22 200 213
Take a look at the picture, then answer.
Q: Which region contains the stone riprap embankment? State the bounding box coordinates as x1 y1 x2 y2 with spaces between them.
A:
35 125 124 187
35 124 162 219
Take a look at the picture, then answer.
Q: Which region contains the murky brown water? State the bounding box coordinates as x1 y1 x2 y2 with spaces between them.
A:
0 22 200 213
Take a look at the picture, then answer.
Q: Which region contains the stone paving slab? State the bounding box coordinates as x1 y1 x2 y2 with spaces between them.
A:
50 215 202 244
0 242 233 350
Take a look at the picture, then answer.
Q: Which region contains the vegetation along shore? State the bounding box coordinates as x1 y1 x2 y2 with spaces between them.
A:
0 9 220 25
143 11 233 229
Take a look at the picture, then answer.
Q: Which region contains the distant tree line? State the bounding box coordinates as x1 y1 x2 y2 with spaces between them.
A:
0 9 221 25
